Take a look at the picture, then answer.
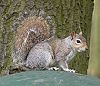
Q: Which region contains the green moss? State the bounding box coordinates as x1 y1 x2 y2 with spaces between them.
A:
0 0 26 75
69 52 89 74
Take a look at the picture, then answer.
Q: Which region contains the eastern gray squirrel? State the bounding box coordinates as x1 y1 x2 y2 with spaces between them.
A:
14 16 88 72
25 31 88 72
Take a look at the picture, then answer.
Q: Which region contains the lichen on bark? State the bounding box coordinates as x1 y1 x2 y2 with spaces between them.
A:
0 0 25 75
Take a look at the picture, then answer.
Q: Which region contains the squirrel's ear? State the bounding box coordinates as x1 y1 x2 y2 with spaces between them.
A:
70 32 76 40
79 31 82 35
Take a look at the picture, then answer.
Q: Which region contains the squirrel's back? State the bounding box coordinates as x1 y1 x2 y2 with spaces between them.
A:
14 16 52 65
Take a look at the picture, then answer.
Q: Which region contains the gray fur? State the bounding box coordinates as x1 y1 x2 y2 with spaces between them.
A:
25 33 87 72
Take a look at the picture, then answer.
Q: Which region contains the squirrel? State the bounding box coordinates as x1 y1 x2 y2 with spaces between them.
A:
14 16 88 72
25 31 88 72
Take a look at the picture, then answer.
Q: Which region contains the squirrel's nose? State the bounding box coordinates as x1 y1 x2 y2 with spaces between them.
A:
85 45 88 50
86 48 88 50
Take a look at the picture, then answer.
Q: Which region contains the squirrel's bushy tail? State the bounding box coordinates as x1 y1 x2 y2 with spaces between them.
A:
13 16 53 66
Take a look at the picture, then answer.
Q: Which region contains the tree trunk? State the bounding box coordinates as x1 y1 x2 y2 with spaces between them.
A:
87 0 100 78
0 0 25 75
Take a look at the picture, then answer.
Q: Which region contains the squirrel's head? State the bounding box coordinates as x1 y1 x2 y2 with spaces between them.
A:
70 32 88 52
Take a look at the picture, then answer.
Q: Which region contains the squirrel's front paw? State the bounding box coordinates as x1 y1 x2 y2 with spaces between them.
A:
48 67 59 71
64 68 76 73
69 69 76 73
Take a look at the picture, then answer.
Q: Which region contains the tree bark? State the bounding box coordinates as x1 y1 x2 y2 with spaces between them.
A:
87 0 100 78
0 0 25 75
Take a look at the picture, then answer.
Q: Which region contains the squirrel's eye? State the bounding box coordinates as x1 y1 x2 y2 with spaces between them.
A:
76 40 81 43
